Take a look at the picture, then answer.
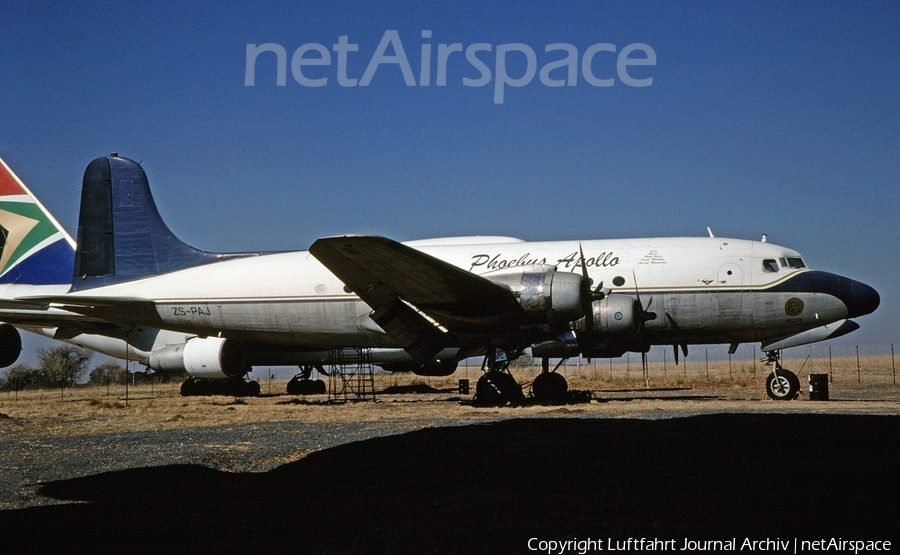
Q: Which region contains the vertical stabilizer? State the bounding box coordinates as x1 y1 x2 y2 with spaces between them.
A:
0 157 75 285
72 155 238 290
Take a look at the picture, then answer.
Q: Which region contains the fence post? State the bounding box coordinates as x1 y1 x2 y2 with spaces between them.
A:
891 343 897 385
752 345 756 377
828 346 833 384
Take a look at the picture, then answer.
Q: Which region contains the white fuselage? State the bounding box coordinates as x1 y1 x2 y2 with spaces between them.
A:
41 236 846 351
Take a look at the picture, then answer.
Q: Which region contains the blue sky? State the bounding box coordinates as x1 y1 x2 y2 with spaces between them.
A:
2 1 898 363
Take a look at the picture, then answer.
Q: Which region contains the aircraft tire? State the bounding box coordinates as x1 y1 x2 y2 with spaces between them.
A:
181 378 200 396
287 377 326 395
766 369 799 401
245 380 261 397
532 372 568 404
313 379 327 394
476 372 523 405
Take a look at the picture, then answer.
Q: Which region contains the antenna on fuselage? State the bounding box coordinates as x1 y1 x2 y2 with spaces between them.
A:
707 227 715 238
761 234 768 243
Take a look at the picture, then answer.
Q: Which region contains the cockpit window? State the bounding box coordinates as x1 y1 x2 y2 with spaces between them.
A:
762 259 779 273
786 257 806 269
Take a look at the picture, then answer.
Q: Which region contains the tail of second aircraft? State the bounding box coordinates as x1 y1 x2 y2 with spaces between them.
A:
72 154 247 291
0 157 75 286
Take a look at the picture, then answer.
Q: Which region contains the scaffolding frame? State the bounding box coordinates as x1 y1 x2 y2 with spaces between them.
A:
328 348 376 402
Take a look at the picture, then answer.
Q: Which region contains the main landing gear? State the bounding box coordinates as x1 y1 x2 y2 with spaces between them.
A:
180 377 261 397
474 350 524 405
762 350 800 401
286 364 328 395
474 351 572 405
531 357 569 404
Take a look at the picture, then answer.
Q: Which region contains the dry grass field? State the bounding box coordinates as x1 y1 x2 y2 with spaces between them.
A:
1 357 898 554
1 354 898 440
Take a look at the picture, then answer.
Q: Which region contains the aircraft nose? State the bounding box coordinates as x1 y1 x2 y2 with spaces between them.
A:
841 278 880 318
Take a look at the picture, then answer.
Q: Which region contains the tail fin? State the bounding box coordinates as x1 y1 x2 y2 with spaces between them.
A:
72 154 243 291
0 157 75 285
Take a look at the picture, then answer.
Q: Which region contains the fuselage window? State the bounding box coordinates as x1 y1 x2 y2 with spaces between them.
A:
763 259 779 273
786 257 806 269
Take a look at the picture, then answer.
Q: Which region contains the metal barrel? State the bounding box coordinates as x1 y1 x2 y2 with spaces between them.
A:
808 373 829 401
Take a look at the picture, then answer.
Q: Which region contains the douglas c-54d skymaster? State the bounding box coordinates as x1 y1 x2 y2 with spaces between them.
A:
0 154 880 401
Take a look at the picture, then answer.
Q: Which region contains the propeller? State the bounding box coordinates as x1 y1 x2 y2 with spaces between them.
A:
631 270 657 334
631 270 657 385
577 243 609 333
665 312 689 365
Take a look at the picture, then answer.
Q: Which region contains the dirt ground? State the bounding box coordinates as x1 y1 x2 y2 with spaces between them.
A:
0 376 898 554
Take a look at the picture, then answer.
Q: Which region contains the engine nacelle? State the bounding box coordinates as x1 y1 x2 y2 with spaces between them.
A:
149 337 250 379
577 294 638 335
0 324 22 368
483 264 583 323
379 360 459 376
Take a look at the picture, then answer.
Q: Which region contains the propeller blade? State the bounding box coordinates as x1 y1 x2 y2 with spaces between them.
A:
578 242 590 283
632 270 642 308
577 242 594 334
632 271 657 323
641 350 650 388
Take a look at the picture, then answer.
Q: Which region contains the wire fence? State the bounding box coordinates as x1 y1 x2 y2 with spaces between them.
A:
496 343 899 387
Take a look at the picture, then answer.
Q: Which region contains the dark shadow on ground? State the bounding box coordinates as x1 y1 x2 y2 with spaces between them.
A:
1 414 897 554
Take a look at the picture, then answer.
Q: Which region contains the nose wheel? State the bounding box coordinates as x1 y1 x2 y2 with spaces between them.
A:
763 351 800 400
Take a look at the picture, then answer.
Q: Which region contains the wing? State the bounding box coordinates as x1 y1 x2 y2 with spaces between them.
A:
310 235 524 362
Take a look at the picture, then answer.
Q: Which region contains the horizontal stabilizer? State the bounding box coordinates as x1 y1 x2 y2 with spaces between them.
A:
760 319 859 351
15 294 161 329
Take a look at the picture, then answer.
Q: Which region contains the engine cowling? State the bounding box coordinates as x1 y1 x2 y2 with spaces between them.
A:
585 294 638 335
482 264 583 323
380 360 459 376
0 324 22 368
149 337 250 379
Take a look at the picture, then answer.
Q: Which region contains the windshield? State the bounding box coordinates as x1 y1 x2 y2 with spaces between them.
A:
774 257 807 270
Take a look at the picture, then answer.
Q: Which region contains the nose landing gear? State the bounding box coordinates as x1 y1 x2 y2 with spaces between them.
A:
763 350 800 400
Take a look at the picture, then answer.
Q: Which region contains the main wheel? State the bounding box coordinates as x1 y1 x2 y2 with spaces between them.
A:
475 372 523 405
180 378 200 396
532 372 568 404
766 368 799 400
244 380 261 397
287 377 327 395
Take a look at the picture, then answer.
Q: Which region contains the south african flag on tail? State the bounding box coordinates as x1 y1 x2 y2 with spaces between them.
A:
0 157 75 285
